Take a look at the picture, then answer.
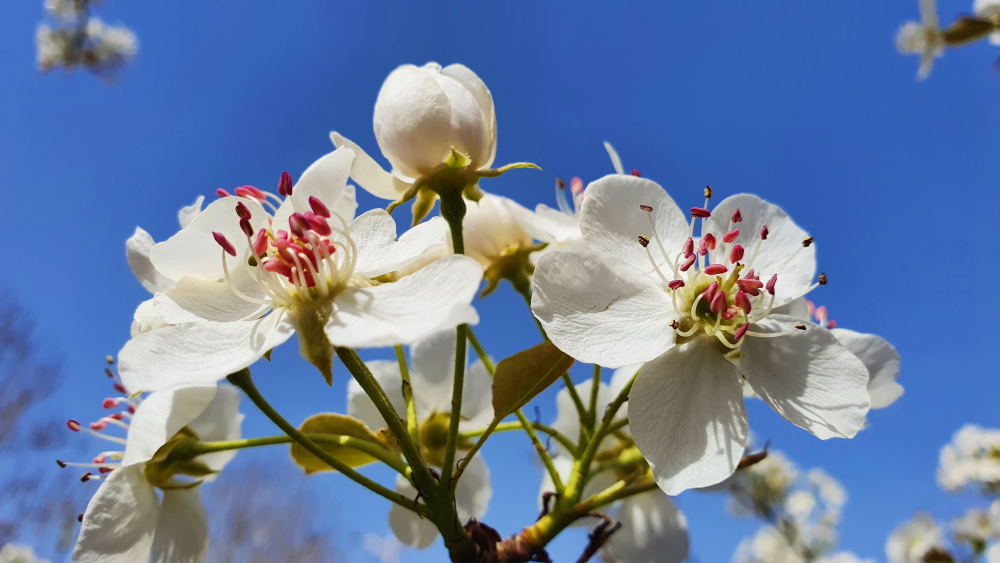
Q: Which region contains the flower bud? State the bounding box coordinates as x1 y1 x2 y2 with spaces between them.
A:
373 62 496 179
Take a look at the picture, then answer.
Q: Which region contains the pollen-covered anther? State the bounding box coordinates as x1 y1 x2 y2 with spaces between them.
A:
690 207 711 218
729 245 744 263
704 264 728 275
704 185 713 199
802 236 814 247
213 232 237 257
637 235 650 248
818 272 828 285
722 229 740 244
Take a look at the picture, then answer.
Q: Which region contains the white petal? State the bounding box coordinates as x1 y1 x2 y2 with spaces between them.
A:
772 297 811 320
533 204 583 245
123 385 219 465
531 251 674 368
347 360 406 431
463 194 534 267
550 379 616 456
609 363 642 397
290 147 358 222
607 492 689 563
455 455 491 521
151 197 268 281
177 195 205 229
352 210 449 278
150 489 208 563
831 328 903 409
741 315 870 439
119 313 295 392
325 255 481 348
126 227 174 293
706 194 816 308
186 385 244 473
131 295 204 337
458 359 494 430
628 339 748 495
162 276 264 323
73 464 159 563
441 63 496 168
389 475 439 548
329 132 413 200
579 175 689 272
409 330 459 418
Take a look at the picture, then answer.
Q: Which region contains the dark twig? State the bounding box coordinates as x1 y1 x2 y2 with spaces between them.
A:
575 513 621 563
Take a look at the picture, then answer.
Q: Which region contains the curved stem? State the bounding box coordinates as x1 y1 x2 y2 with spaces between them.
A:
395 345 419 445
462 420 577 454
225 369 418 512
192 433 409 475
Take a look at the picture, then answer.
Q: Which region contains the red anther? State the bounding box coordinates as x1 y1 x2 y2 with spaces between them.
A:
77 513 84 523
309 196 331 218
734 291 752 314
679 254 697 272
766 274 778 295
127 405 135 414
56 459 67 468
704 264 728 275
109 412 124 421
234 185 267 202
262 257 293 278
89 421 107 431
683 237 694 257
722 229 740 244
113 383 126 394
213 232 237 257
722 306 736 320
570 177 584 196
698 238 709 256
729 244 745 263
760 225 769 240
710 291 726 314
802 236 814 247
288 213 310 238
98 467 114 474
101 398 119 409
701 281 719 302
639 204 654 213
235 201 251 220
630 169 641 177
278 171 293 196
737 278 763 296
555 177 566 190
215 188 231 198
104 368 115 378
690 207 711 218
80 472 92 482
304 212 332 236
668 280 685 290
827 320 838 328
67 420 81 432
733 323 750 342
731 209 743 223
669 320 680 329
239 217 253 238
704 186 713 199
703 233 717 250
253 228 268 257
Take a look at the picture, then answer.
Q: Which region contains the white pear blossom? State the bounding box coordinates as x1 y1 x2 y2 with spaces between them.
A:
118 147 483 391
330 62 496 201
937 425 1000 493
975 0 1000 44
896 0 945 80
886 513 950 563
347 331 493 549
951 502 1000 549
126 195 205 294
734 526 803 563
541 375 689 563
531 175 870 494
66 379 243 563
0 543 49 563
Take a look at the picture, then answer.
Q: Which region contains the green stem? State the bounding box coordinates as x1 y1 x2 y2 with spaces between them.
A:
567 371 636 499
438 192 468 487
334 347 435 490
395 345 419 445
225 369 418 511
587 364 602 429
192 433 409 475
462 420 577 453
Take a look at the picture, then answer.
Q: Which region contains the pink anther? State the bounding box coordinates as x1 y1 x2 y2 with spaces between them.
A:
213 232 237 257
704 264 728 275
690 207 711 218
668 280 685 290
729 244 745 263
722 229 740 244
765 274 778 295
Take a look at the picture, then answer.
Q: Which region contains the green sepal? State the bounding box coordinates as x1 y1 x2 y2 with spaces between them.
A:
475 161 542 178
411 187 440 226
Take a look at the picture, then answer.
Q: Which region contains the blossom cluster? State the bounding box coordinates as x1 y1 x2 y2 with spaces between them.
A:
36 0 137 78
58 61 906 561
896 0 1000 79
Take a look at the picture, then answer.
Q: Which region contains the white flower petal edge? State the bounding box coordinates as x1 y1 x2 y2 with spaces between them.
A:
119 313 295 392
126 227 173 293
606 491 689 563
628 339 748 495
351 210 449 278
150 488 208 563
324 255 482 348
741 315 870 440
347 360 406 431
74 464 159 563
830 328 903 410
531 251 674 368
329 132 412 200
122 384 220 465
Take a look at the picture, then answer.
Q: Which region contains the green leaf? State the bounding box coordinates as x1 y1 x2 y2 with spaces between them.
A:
492 341 575 419
289 413 382 474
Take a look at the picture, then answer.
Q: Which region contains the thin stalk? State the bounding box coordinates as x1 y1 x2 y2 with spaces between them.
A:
587 364 602 429
395 345 419 445
225 369 417 511
437 192 468 487
462 420 577 454
192 433 409 475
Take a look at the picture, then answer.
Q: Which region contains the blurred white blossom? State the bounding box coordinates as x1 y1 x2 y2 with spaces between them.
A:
885 513 950 563
35 0 137 78
0 543 49 563
938 425 1000 494
950 501 1000 550
895 0 944 80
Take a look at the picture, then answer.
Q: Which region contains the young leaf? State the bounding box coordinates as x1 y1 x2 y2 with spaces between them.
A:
289 413 382 474
492 341 575 419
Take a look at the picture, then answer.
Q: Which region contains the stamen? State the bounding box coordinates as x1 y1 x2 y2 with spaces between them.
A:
704 186 712 199
235 202 251 220
234 185 267 203
215 188 231 198
704 264 728 275
731 209 742 223
765 274 777 295
702 281 719 302
239 218 253 238
690 207 711 218
253 228 268 257
734 291 751 314
668 280 685 290
733 323 750 342
278 171 294 196
309 196 331 218
710 292 726 314
760 225 769 240
213 232 237 257
683 237 694 258
679 254 696 272
722 229 740 244
554 178 572 215
802 236 814 247
818 272 828 285
729 245 744 263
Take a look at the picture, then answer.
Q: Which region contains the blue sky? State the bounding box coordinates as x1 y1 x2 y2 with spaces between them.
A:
2 1 999 561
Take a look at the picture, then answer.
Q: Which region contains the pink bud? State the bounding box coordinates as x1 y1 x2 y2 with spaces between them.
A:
690 207 711 218
731 209 742 223
253 228 268 257
278 171 293 196
668 280 685 290
766 274 777 295
760 225 769 240
729 244 745 263
734 291 751 314
704 264 728 275
722 229 740 244
733 323 749 342
213 232 237 257
679 254 697 272
309 196 331 218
